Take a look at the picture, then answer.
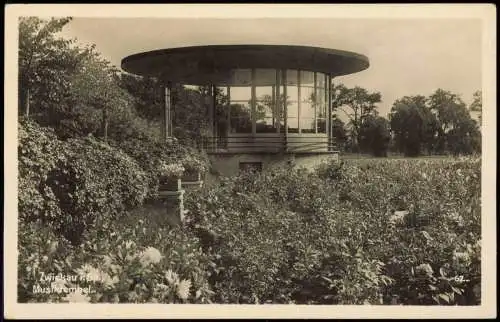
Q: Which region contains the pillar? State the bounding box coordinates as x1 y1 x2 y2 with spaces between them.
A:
158 190 185 226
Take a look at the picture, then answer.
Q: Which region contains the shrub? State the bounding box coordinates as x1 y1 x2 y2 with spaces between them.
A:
184 156 481 305
184 166 391 304
18 119 151 245
18 118 66 225
328 157 481 305
18 209 214 303
110 136 211 198
47 136 150 245
18 118 481 305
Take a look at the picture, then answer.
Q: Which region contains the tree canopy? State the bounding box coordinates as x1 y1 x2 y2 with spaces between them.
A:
389 90 480 156
469 90 482 125
332 84 382 152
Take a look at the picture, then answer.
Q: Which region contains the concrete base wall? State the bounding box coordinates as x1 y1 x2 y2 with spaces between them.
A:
208 152 339 177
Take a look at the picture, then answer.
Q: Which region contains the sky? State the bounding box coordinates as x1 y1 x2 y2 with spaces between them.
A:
59 16 483 118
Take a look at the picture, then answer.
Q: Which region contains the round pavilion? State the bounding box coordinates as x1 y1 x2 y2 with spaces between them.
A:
121 45 369 175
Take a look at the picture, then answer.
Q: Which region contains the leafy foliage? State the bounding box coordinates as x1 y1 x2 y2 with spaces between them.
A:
18 17 80 119
428 89 481 155
18 211 214 303
332 84 382 152
389 95 439 156
390 91 481 156
359 115 391 157
469 90 482 125
18 119 150 245
184 157 481 305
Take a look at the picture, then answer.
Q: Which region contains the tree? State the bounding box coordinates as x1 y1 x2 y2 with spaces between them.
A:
68 48 133 142
332 84 382 152
389 95 438 157
18 17 82 120
428 89 481 155
19 17 155 143
359 115 391 157
469 90 482 126
119 74 164 120
170 86 212 145
329 116 348 151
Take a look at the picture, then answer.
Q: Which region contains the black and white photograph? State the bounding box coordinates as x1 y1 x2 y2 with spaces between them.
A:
4 4 496 319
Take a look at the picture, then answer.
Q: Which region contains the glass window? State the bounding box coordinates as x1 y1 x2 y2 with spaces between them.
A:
229 103 252 133
316 73 326 88
229 84 252 134
215 87 230 139
255 86 273 98
287 101 298 118
230 69 252 86
287 85 299 102
301 86 315 104
286 70 298 85
316 77 327 134
286 77 299 133
287 101 299 133
288 118 299 133
255 69 276 86
317 118 327 133
277 84 286 132
255 86 275 133
230 86 251 101
300 100 314 128
300 118 316 133
300 71 314 86
316 88 326 118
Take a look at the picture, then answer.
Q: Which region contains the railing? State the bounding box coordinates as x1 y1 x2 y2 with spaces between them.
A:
198 135 337 153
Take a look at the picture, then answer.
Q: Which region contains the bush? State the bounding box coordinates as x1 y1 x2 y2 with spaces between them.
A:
18 210 214 303
18 118 67 225
184 157 481 305
327 157 481 305
111 136 210 194
18 119 151 245
184 166 391 304
18 119 481 305
49 137 150 245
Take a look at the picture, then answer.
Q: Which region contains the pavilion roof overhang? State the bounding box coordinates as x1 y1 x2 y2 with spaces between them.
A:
121 44 369 85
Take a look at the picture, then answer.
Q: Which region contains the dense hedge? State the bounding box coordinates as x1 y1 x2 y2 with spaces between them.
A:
330 158 481 305
18 119 66 229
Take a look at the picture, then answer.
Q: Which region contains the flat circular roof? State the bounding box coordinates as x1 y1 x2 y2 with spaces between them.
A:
121 45 369 85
